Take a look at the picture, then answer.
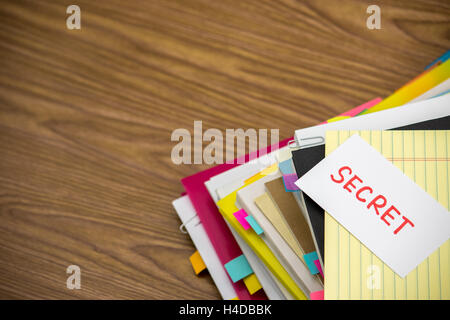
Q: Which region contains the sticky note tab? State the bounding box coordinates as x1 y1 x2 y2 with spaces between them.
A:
189 251 207 275
310 290 324 300
277 147 292 163
296 133 450 277
278 160 294 174
231 297 239 300
245 215 264 235
233 209 251 230
314 259 323 278
282 173 299 192
224 255 253 283
304 251 319 275
243 274 262 295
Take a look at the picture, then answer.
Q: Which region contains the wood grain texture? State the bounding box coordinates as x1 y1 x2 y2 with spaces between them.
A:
0 0 448 299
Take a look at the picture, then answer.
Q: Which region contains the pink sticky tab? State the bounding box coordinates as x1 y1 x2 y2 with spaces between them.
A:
314 259 324 278
282 174 299 191
310 290 324 300
233 209 251 230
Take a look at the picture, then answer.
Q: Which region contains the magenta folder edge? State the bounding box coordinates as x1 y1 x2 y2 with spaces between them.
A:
181 138 291 300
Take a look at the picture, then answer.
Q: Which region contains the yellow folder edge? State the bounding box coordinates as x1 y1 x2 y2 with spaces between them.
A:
217 164 308 300
363 59 450 114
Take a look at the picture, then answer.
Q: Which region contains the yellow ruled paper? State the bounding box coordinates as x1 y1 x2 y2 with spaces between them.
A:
324 130 450 300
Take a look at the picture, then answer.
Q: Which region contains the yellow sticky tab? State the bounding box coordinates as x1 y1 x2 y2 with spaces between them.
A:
189 251 207 275
277 147 292 163
231 297 239 300
243 274 262 295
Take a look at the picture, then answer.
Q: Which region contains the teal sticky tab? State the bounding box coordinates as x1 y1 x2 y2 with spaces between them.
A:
304 251 319 275
245 215 264 235
224 255 253 282
278 160 294 174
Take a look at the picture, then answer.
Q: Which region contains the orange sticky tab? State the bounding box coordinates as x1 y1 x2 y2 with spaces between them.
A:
189 251 207 275
243 273 262 295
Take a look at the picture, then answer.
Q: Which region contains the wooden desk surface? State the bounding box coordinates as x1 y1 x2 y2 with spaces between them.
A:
0 0 448 299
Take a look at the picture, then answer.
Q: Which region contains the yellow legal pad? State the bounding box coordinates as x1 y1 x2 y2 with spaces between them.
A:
217 164 307 300
324 130 450 300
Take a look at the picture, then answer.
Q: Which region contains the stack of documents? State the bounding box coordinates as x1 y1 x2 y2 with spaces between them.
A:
172 50 450 300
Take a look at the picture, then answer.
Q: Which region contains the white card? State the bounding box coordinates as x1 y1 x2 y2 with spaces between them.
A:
295 134 450 277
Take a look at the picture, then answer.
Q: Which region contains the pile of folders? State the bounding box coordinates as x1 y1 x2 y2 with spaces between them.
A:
172 51 450 300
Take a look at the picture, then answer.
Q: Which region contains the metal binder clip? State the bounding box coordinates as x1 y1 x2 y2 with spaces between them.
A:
179 224 188 234
299 136 325 148
179 215 197 234
288 139 300 149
